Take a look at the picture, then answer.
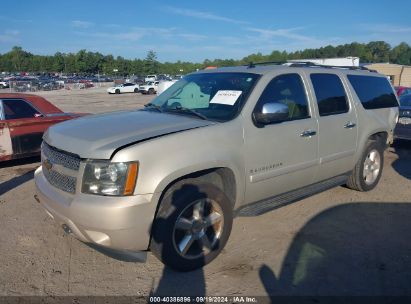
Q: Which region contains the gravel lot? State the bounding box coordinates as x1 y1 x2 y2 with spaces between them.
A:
1 87 411 298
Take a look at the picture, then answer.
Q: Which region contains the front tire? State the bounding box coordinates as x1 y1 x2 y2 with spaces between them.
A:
148 88 155 95
346 140 384 191
115 89 120 94
151 183 233 272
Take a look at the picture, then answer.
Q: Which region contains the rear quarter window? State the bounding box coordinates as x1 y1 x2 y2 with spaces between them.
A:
347 75 399 109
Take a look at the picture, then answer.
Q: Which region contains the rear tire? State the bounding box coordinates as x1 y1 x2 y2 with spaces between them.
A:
151 182 233 272
346 140 384 191
134 88 139 93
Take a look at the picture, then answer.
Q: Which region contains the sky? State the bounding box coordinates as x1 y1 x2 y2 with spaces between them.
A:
1 0 411 62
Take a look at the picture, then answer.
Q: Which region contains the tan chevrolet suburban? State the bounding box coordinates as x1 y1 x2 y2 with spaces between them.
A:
34 63 399 271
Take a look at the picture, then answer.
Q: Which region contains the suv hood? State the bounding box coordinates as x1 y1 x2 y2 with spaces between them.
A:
44 110 214 159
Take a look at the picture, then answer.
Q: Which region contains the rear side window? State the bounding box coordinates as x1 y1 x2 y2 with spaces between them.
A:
310 73 349 116
2 99 41 120
347 75 399 109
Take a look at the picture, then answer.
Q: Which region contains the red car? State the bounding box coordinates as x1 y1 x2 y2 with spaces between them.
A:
0 93 82 161
395 86 411 97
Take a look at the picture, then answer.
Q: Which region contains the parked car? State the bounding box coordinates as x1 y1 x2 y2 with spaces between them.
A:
394 93 411 141
395 86 411 97
139 81 159 94
35 63 398 271
0 81 9 89
107 83 139 94
144 75 157 82
0 94 83 161
156 80 177 96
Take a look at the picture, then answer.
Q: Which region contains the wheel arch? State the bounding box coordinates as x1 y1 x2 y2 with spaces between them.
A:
368 131 388 145
148 166 238 249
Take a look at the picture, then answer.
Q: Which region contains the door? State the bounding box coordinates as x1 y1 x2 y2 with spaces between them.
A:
0 102 13 160
123 83 134 92
308 73 358 181
244 73 319 204
2 98 51 156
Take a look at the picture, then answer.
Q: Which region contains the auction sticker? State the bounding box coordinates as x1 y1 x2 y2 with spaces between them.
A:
210 90 242 106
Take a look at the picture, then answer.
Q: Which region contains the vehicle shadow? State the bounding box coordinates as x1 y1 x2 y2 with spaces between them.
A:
0 157 39 195
0 168 37 196
85 243 147 263
391 140 411 180
0 156 40 169
259 202 411 299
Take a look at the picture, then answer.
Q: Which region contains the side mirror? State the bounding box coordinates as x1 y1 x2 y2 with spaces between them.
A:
254 102 289 125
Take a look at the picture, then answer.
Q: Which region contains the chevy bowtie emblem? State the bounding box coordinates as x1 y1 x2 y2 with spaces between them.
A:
43 159 53 171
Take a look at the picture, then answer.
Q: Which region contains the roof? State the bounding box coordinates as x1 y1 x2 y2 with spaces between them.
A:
194 63 385 78
0 93 63 114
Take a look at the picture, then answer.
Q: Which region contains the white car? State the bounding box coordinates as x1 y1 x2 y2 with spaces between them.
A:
107 82 139 94
0 81 9 89
139 81 159 95
156 80 178 96
144 75 157 82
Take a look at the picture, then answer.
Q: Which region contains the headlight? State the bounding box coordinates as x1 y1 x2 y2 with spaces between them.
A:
82 161 138 196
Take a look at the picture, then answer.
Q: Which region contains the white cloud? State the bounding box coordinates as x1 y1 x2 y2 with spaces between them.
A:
246 27 321 44
165 6 247 25
74 27 209 43
0 16 32 23
0 29 20 43
71 20 94 28
359 23 411 34
177 33 207 41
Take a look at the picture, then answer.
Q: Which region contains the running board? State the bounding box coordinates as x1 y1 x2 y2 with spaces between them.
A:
236 174 349 217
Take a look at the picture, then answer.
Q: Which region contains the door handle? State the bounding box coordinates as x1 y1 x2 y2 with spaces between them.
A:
344 121 356 129
300 130 317 137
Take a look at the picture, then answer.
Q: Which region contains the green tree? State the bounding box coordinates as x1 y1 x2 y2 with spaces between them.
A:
366 41 391 63
390 42 411 65
144 50 159 74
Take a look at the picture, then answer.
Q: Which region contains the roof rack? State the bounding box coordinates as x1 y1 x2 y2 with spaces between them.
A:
286 61 377 72
247 61 286 68
245 60 377 73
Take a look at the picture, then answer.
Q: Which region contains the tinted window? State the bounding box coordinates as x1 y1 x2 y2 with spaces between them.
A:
255 73 309 122
347 75 399 109
2 99 40 119
310 74 348 116
400 94 411 107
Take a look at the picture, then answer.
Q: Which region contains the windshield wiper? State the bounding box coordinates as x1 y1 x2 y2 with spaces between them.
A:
144 103 163 112
168 106 208 120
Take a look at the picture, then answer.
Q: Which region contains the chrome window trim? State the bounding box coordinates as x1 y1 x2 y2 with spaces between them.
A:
0 100 4 120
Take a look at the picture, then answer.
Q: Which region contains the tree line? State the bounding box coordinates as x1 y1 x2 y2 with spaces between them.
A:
1 41 411 76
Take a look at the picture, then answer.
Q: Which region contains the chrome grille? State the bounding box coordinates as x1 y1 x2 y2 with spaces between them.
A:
41 142 80 194
43 165 76 193
42 142 80 171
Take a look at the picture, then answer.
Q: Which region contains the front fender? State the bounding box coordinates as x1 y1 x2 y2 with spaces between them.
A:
112 120 246 207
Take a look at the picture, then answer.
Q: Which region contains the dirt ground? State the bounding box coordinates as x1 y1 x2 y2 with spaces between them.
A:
1 87 411 299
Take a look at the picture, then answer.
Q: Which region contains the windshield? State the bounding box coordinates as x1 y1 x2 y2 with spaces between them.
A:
146 72 259 122
400 94 411 107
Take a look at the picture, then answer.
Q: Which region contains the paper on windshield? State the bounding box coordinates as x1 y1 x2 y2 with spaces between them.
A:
210 90 242 106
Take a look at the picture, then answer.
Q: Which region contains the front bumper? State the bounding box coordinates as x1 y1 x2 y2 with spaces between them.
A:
34 167 156 251
394 123 411 141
